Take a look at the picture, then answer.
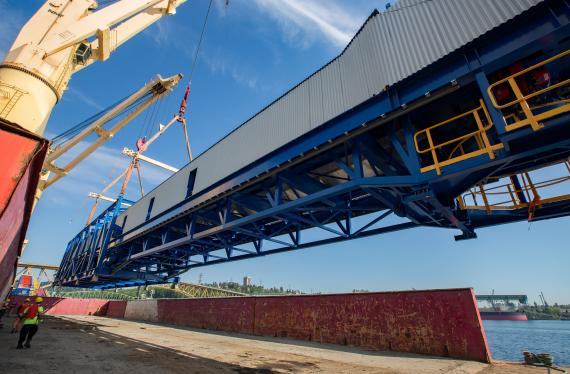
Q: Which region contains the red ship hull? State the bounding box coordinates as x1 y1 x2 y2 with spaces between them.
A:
0 119 48 301
480 311 528 321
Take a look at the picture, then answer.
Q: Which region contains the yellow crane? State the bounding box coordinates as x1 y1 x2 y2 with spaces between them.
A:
0 0 187 137
36 73 182 203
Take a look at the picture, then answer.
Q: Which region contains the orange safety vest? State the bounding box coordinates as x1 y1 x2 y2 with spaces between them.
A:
23 304 39 319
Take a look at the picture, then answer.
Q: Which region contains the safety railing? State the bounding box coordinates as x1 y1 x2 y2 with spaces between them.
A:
414 99 504 175
458 160 570 217
488 49 570 132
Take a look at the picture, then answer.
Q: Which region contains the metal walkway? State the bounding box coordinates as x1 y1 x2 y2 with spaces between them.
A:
55 0 570 288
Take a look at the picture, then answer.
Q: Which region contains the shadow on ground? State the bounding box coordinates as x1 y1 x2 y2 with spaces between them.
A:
0 316 299 373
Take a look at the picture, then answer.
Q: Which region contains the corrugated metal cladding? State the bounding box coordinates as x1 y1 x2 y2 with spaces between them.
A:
117 0 543 232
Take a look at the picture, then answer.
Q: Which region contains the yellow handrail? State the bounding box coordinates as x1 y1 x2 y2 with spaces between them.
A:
487 49 570 131
414 101 491 153
460 160 570 212
414 99 502 175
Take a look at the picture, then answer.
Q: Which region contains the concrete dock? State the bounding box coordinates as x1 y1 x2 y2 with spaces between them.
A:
0 316 556 373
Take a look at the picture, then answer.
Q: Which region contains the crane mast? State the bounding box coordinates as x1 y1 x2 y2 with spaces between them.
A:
0 0 187 136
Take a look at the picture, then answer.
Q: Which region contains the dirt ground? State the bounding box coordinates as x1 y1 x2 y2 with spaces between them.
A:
0 315 562 373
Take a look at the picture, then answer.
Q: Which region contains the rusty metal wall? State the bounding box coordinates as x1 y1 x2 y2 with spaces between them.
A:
153 289 490 362
157 298 255 334
106 300 127 318
252 289 489 361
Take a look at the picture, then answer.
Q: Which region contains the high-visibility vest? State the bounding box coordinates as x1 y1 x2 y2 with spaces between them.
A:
22 305 44 325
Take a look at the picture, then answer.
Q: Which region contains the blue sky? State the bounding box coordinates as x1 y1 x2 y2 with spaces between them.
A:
2 0 569 304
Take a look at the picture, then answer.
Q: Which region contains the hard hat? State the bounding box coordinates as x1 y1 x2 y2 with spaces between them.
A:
35 296 44 303
25 298 30 302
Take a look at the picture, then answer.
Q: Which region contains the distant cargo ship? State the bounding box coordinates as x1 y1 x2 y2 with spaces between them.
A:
479 310 528 321
476 294 528 321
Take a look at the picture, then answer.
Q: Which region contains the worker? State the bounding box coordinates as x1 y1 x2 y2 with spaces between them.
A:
11 298 31 334
16 296 45 349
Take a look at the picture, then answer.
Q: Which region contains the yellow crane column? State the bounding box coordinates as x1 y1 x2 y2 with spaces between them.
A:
0 0 187 136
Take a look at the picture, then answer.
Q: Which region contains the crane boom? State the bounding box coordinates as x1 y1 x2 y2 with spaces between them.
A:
0 0 187 136
38 73 182 193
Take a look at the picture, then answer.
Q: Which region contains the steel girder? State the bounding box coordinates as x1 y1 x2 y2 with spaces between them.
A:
106 112 570 283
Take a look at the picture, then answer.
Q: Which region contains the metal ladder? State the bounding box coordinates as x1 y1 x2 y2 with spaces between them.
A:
0 88 24 118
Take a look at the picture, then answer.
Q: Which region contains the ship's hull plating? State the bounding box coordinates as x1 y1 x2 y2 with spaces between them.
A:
480 311 528 321
0 119 48 301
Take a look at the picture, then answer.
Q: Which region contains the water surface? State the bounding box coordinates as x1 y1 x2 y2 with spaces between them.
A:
483 320 570 367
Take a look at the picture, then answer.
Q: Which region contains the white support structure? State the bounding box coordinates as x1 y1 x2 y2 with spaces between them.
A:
122 148 179 173
88 192 131 205
0 0 187 135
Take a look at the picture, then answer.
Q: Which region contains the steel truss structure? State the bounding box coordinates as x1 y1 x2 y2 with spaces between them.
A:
153 282 246 298
56 0 570 288
48 289 135 300
48 282 244 299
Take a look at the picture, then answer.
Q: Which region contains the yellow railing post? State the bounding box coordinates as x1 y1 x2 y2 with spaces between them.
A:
456 197 465 209
426 129 441 175
473 104 495 160
524 172 540 202
472 190 479 206
478 183 491 214
474 133 484 150
506 184 517 206
520 175 533 203
507 77 543 131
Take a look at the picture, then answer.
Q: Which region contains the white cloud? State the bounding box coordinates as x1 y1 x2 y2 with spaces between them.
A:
251 0 363 48
199 49 261 90
141 3 260 91
65 88 105 111
231 69 258 90
143 18 173 47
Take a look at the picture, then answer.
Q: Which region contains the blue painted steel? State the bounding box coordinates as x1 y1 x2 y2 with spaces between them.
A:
120 3 570 242
54 0 570 288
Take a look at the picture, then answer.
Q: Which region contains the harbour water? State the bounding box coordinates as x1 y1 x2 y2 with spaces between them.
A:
483 320 570 367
